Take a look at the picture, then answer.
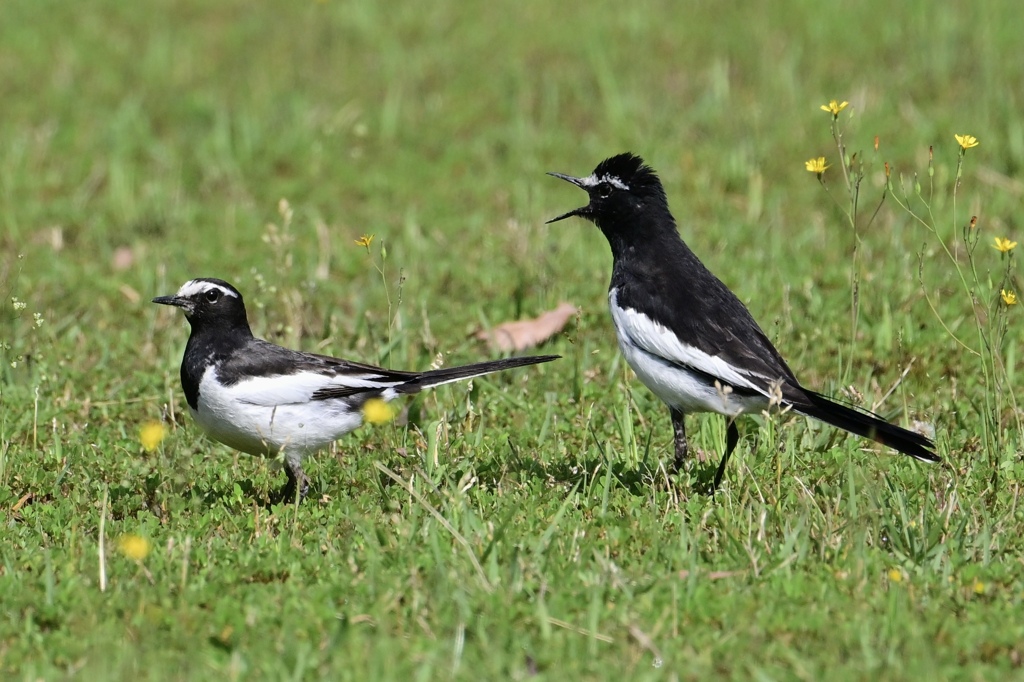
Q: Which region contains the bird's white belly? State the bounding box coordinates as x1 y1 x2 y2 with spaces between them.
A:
614 335 762 415
608 290 768 416
192 370 364 459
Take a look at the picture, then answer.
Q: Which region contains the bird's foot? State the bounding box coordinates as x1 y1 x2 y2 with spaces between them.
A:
707 421 740 494
669 408 688 473
278 461 310 504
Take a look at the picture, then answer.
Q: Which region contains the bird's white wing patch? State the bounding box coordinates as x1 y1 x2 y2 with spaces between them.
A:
223 369 402 407
609 289 767 394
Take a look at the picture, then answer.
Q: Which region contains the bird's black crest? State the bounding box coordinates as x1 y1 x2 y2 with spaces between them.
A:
593 153 661 192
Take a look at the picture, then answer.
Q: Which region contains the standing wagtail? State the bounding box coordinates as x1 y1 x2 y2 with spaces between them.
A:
547 153 937 487
154 278 558 500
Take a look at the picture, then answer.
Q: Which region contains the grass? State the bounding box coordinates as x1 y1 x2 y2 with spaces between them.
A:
1 0 1022 678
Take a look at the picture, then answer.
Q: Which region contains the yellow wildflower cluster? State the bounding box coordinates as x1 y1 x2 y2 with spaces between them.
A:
954 134 979 150
805 157 829 178
820 100 848 117
363 398 396 425
140 422 166 452
117 534 152 561
993 237 1017 253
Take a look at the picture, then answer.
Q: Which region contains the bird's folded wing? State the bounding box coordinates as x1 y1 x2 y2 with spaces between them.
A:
615 305 775 396
225 341 417 406
228 371 394 406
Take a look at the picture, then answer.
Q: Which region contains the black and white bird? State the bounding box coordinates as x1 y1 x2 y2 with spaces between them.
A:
154 278 558 500
547 153 938 487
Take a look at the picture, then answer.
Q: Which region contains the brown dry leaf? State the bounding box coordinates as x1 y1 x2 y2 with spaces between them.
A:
11 492 33 513
476 302 576 352
112 245 135 271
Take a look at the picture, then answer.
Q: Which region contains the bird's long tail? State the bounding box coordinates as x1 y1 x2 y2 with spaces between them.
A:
794 389 939 463
396 355 559 394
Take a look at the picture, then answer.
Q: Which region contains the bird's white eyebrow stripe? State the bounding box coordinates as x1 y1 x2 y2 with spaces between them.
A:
577 173 630 191
176 280 239 299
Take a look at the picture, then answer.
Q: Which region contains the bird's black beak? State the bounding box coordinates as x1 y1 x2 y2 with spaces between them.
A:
152 295 191 312
546 172 591 224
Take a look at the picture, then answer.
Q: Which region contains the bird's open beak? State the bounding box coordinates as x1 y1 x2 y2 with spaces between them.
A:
547 172 586 187
545 172 591 224
152 295 191 312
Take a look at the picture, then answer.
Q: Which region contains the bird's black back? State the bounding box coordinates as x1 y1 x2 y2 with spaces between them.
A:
609 232 801 391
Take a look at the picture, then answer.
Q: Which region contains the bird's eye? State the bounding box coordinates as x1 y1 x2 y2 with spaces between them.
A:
205 289 220 303
597 182 614 198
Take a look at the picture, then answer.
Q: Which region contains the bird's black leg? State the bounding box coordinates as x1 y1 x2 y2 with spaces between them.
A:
712 420 740 491
281 459 310 503
669 407 688 472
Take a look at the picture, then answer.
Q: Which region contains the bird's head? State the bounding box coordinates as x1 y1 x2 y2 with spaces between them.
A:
153 278 250 331
546 153 669 234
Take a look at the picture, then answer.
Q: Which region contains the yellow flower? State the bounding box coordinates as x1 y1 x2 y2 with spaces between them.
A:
363 398 396 425
805 157 830 176
993 237 1018 253
972 579 986 595
117 534 151 561
887 568 903 583
1002 290 1018 306
954 134 979 150
140 421 166 452
820 100 849 117
354 234 374 248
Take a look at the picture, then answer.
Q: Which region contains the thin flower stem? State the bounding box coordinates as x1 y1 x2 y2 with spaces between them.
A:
830 118 854 207
865 188 887 230
914 259 979 355
829 116 861 383
951 151 1000 466
894 176 993 358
